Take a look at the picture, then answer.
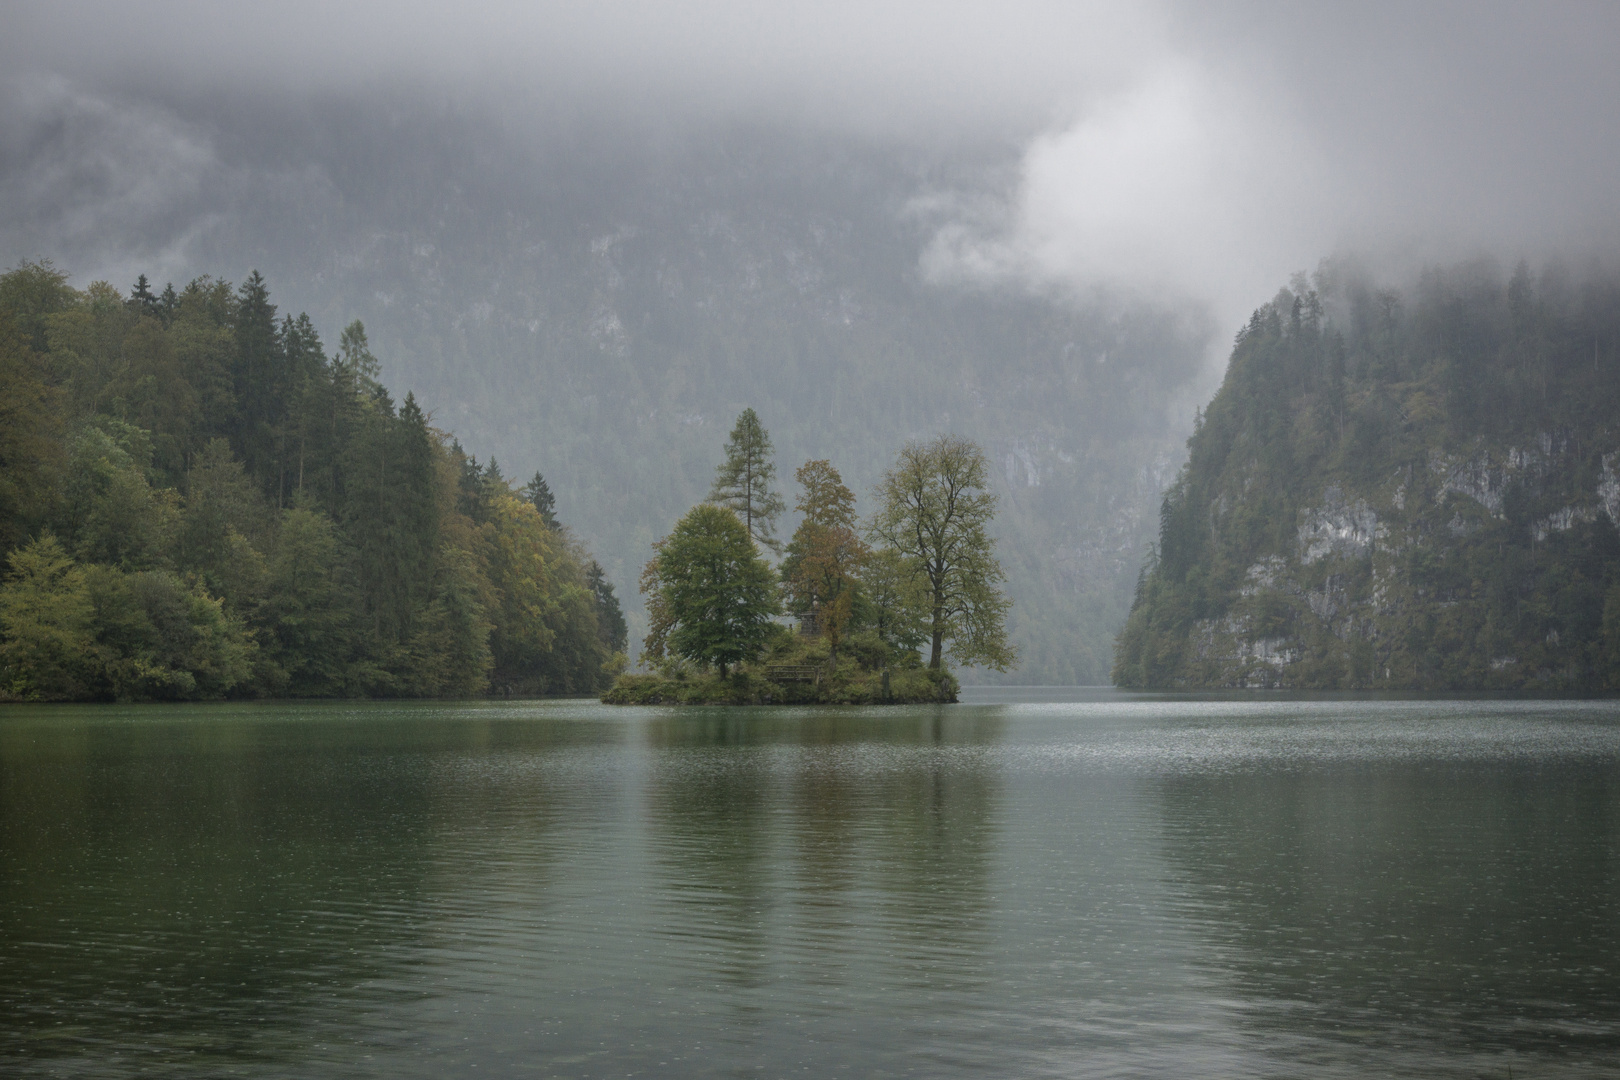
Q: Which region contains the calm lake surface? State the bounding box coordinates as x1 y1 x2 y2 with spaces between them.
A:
3 690 1619 1078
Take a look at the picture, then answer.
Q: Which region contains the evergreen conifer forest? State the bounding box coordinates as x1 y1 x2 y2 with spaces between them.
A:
1114 259 1620 691
0 262 627 701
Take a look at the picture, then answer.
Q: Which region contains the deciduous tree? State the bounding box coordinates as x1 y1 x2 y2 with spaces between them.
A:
871 435 1014 671
657 503 778 677
0 534 94 700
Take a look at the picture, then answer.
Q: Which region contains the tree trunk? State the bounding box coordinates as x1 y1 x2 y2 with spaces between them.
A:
929 629 943 669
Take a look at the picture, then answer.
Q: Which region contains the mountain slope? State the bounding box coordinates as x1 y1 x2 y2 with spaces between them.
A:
4 94 1214 682
1115 260 1620 690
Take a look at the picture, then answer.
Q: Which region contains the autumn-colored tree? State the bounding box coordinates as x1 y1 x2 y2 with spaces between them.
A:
780 460 867 658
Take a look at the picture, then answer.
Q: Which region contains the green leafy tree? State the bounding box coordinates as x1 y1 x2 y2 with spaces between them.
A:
128 274 157 317
708 408 785 552
481 488 562 694
658 503 778 677
112 314 196 480
871 435 1015 671
181 437 271 606
230 271 284 491
82 565 254 701
0 262 623 702
0 534 95 700
638 538 673 662
64 422 180 571
0 260 78 354
858 547 930 652
281 312 328 497
336 320 381 387
407 544 492 697
342 390 436 654
258 507 354 696
0 311 63 551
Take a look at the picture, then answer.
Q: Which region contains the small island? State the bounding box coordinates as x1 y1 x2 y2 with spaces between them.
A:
602 630 960 705
602 411 1014 705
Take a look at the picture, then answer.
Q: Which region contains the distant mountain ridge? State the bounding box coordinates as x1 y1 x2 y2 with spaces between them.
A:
1114 260 1620 690
2 96 1213 682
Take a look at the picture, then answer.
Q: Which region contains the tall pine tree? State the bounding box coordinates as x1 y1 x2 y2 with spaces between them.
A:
708 408 784 553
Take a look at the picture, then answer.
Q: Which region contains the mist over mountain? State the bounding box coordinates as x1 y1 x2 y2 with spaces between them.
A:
7 1 1620 683
1115 256 1620 691
1 87 1213 681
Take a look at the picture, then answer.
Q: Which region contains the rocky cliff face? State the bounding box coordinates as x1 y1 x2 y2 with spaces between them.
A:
1114 261 1620 691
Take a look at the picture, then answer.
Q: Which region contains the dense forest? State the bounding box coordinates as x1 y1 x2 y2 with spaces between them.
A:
0 262 626 701
5 99 1213 685
1115 258 1620 690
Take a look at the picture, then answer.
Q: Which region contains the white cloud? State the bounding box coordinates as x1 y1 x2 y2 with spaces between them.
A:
922 60 1333 326
919 2 1620 335
6 0 1620 333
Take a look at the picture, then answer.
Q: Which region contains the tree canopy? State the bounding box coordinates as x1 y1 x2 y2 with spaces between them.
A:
708 408 785 553
780 459 867 657
0 262 622 701
655 503 778 677
1114 260 1620 691
619 418 1014 701
871 435 1015 671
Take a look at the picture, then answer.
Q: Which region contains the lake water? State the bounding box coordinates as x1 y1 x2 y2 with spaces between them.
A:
3 689 1619 1078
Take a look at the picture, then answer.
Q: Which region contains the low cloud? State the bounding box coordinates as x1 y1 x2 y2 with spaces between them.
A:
6 1 1620 334
0 78 225 280
922 2 1620 331
919 60 1331 325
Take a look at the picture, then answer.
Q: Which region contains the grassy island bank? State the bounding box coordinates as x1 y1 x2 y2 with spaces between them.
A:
615 415 1012 706
602 633 958 705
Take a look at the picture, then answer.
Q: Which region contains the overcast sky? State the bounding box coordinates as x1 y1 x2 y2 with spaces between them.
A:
5 0 1620 330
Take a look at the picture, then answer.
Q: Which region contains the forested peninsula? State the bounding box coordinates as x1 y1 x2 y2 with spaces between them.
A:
0 263 626 702
1115 260 1620 691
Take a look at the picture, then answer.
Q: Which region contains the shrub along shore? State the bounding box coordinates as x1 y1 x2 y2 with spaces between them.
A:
601 629 959 705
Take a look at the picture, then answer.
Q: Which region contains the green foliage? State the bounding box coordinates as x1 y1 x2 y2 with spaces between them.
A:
82 565 255 701
854 547 930 651
257 507 352 696
0 311 63 552
1 531 254 702
0 534 94 700
1117 259 1620 691
708 408 785 553
587 559 628 654
524 471 558 527
0 263 623 701
658 503 779 676
871 435 1015 671
601 630 951 705
63 422 180 570
0 261 78 354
